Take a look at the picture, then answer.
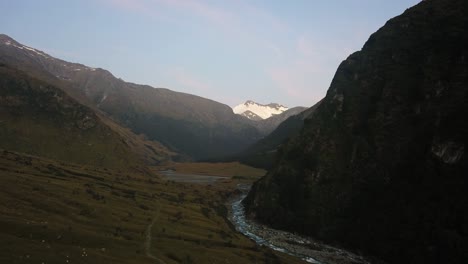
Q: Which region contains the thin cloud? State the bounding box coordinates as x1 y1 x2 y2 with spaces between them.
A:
101 0 173 22
297 35 316 57
102 0 147 12
101 0 288 58
153 0 234 26
101 0 341 106
266 67 300 97
170 67 212 92
241 2 289 32
165 67 241 106
266 42 283 58
266 64 327 106
265 35 337 105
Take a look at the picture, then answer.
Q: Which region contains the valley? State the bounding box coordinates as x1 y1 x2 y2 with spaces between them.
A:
0 152 306 264
230 187 371 264
1 0 467 263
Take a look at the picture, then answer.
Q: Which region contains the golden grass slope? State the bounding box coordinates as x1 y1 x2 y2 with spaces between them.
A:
0 150 305 264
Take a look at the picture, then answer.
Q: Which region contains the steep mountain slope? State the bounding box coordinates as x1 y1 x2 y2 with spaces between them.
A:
244 0 468 263
0 35 260 160
239 110 263 121
98 116 179 165
0 64 143 168
236 102 320 169
253 106 308 135
233 100 288 120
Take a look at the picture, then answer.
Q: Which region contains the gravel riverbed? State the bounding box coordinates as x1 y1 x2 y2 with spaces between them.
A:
228 184 372 264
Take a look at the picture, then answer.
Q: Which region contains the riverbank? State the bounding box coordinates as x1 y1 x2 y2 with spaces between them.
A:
228 185 373 264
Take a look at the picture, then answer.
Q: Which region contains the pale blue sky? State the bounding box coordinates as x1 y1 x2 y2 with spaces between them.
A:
0 0 420 107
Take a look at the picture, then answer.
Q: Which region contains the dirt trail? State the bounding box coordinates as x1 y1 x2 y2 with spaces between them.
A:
144 202 167 264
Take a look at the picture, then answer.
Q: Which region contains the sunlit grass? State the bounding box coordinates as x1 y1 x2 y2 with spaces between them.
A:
0 150 304 264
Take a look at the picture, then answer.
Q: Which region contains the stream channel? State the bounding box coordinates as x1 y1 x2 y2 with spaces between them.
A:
160 171 371 264
228 184 372 264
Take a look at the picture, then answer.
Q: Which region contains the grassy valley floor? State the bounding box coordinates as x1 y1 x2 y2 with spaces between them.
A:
0 151 306 264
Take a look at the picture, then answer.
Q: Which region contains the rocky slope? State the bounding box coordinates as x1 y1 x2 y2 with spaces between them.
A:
0 35 261 160
244 0 468 263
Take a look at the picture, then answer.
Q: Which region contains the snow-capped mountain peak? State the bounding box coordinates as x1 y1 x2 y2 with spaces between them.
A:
233 100 288 120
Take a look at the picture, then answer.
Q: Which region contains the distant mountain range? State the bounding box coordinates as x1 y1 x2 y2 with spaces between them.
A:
0 34 262 160
0 35 310 160
233 100 288 120
233 100 307 135
234 101 321 169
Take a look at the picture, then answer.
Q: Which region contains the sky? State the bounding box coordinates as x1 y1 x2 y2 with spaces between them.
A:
0 0 420 107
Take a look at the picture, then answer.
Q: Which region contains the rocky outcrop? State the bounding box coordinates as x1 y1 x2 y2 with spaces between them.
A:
244 0 468 263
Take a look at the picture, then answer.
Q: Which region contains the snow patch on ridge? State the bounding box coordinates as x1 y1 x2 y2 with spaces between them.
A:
10 43 50 58
2 37 99 73
233 100 288 120
100 94 108 103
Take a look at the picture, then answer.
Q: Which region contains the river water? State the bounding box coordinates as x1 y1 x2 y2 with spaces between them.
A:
158 170 371 264
228 185 371 264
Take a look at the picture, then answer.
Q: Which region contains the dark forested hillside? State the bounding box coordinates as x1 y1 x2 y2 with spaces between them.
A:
244 0 468 263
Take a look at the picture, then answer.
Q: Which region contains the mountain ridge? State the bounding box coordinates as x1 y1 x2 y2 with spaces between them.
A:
234 101 322 169
0 64 146 168
0 34 261 160
233 100 289 120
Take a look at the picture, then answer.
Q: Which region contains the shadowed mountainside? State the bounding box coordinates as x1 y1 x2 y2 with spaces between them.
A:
251 106 308 135
233 103 320 169
244 0 468 263
0 64 175 167
0 36 261 160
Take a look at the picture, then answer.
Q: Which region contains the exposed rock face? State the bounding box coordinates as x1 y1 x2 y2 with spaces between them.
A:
244 0 468 263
